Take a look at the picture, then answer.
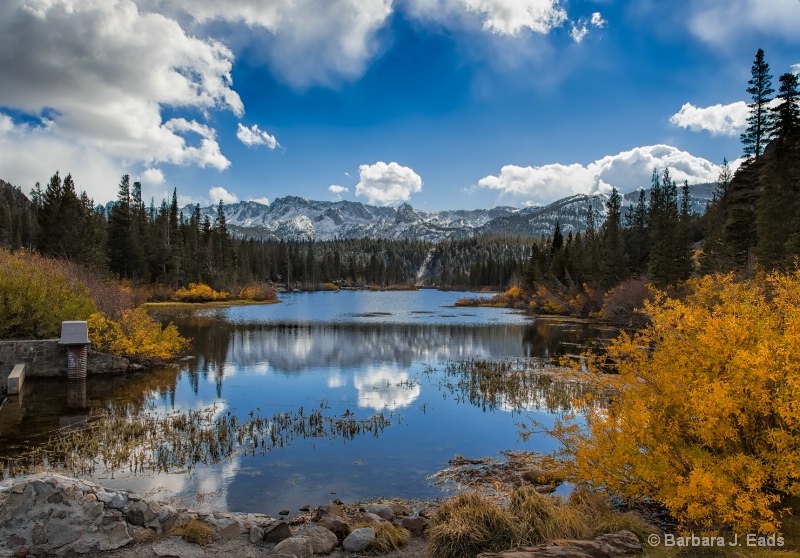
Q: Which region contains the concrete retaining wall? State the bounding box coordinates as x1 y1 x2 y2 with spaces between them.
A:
0 339 129 377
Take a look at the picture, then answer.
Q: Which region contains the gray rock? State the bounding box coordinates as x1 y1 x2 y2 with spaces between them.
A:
357 512 386 525
263 521 293 544
45 518 79 550
109 493 128 510
298 524 338 554
152 536 205 558
215 517 241 539
317 515 350 541
274 536 313 558
390 504 411 516
476 530 643 558
401 517 428 536
342 528 376 552
98 520 133 551
366 504 394 520
95 491 113 504
249 526 263 544
31 524 47 545
126 501 147 525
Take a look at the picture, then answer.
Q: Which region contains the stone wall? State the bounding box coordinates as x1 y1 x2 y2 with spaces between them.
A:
0 340 130 377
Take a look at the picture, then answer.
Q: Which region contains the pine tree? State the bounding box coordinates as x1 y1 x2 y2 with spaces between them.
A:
771 72 800 141
741 48 774 162
700 159 733 274
648 168 680 286
107 174 133 278
675 181 693 281
599 188 627 287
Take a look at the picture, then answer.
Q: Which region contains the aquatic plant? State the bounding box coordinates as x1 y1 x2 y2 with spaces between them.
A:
434 359 596 414
1 404 400 478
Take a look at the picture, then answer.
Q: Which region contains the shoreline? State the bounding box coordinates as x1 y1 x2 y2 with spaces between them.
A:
0 472 435 558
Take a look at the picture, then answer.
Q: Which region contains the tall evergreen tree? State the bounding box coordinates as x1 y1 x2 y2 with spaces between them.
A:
741 48 774 162
771 72 800 141
599 188 627 287
700 159 733 274
107 174 133 278
675 181 693 281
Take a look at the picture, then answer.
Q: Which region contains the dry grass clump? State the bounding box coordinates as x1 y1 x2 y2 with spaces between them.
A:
566 487 654 541
361 523 412 554
426 492 519 558
509 485 589 543
427 485 656 558
173 519 214 545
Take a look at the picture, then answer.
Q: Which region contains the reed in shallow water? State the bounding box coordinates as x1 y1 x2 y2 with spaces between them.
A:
1 403 400 479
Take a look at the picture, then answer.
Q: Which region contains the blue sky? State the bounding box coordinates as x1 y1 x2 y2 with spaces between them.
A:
1 0 798 210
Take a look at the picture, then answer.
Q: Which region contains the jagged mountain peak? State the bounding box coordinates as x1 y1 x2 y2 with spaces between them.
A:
180 184 714 242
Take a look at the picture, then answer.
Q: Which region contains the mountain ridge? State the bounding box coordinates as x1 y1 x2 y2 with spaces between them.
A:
182 183 715 242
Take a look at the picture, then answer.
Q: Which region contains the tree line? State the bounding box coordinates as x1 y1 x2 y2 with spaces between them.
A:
0 49 797 301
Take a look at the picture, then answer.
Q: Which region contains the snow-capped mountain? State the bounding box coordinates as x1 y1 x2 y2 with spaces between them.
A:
182 184 716 242
183 196 521 242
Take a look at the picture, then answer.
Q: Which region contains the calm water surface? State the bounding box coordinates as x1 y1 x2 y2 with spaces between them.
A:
0 290 615 516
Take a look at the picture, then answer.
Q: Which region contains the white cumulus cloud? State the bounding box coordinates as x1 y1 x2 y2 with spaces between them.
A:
161 0 393 87
669 101 750 136
236 123 280 149
569 23 588 43
328 185 349 194
209 186 239 204
687 0 800 47
0 115 123 203
140 168 165 185
590 12 606 28
405 0 567 36
478 145 724 206
0 0 241 201
355 162 423 205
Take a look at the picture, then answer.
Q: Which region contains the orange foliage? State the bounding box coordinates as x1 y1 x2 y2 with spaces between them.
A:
172 283 230 303
88 308 187 364
237 283 278 301
552 271 800 535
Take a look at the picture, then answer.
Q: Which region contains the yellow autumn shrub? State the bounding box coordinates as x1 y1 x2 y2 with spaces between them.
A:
0 249 97 338
88 308 187 363
237 283 278 301
172 283 230 303
553 271 800 535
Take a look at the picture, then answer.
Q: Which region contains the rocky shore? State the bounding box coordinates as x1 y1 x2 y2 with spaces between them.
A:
0 473 433 558
0 474 644 558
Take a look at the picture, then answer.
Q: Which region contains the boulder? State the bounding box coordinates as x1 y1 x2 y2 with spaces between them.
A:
274 535 313 558
365 504 394 520
342 528 376 552
357 512 386 525
317 515 350 541
263 521 293 543
401 517 428 536
298 524 338 554
476 530 643 558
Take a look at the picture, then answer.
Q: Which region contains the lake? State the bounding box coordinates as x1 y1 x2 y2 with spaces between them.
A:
0 290 616 517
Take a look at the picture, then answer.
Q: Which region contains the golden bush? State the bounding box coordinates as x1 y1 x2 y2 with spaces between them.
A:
237 283 278 301
172 283 230 302
554 271 800 535
88 307 187 363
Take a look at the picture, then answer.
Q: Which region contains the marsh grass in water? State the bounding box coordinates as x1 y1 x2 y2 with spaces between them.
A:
1 404 400 479
429 359 598 414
